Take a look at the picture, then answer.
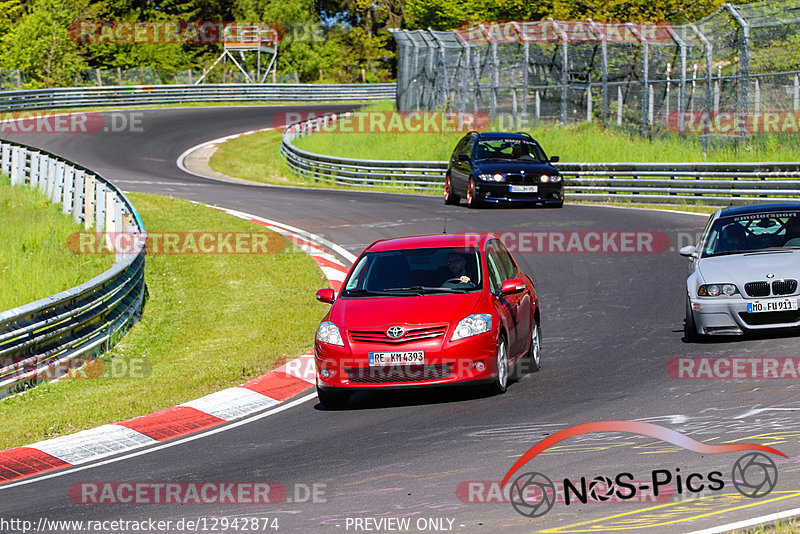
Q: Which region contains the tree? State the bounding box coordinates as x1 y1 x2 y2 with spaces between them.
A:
1 0 88 87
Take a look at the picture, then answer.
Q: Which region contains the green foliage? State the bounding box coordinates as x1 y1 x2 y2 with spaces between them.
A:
1 0 88 87
0 0 736 85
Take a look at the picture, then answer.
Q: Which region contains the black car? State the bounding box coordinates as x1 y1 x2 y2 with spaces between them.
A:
444 132 563 208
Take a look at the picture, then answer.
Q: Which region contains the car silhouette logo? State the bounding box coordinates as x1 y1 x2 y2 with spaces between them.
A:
386 326 405 338
766 273 776 278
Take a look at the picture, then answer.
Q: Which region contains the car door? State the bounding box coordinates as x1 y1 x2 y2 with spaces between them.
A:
451 136 475 194
486 242 522 357
449 137 468 191
495 240 532 358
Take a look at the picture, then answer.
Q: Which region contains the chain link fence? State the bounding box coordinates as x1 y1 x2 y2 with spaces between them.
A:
390 0 800 140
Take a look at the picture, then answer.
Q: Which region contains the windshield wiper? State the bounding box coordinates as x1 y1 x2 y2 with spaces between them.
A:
384 286 469 294
344 288 400 296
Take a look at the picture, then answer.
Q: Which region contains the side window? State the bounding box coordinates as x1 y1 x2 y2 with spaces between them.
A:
463 137 475 159
452 137 467 158
494 241 517 279
485 246 504 293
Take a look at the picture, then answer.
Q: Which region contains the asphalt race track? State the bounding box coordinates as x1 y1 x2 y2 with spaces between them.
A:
2 106 800 533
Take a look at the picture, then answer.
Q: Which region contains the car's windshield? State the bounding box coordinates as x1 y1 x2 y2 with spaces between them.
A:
342 247 483 297
702 211 800 257
475 139 546 162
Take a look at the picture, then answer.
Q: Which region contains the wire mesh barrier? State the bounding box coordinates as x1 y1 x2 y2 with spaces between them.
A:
0 83 396 111
0 142 147 399
281 114 800 201
390 0 800 140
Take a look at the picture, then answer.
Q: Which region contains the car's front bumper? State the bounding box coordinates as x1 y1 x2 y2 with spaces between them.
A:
689 295 800 335
314 333 498 390
473 181 563 204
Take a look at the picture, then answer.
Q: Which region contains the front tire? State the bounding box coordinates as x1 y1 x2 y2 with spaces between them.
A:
444 174 460 205
684 296 703 342
526 320 542 373
466 178 481 209
317 386 349 409
491 334 509 394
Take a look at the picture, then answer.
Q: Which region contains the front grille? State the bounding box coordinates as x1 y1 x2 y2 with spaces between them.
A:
346 364 452 383
738 311 800 326
744 282 770 297
506 173 526 184
349 325 447 345
772 279 797 295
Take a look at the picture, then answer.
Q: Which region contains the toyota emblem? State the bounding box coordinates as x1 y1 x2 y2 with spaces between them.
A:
386 326 405 338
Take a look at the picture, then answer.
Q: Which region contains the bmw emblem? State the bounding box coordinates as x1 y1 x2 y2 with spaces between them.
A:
386 326 405 339
766 273 775 279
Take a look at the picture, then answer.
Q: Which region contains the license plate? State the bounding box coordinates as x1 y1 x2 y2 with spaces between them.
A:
368 351 425 366
510 185 538 193
747 298 798 313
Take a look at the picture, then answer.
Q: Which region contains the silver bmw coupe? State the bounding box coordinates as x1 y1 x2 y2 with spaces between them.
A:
681 203 800 341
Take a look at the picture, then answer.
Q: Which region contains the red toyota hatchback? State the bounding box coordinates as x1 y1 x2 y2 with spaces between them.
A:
314 233 541 408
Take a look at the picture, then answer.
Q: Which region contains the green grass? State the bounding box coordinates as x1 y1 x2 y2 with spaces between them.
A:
292 101 800 163
0 176 110 312
0 193 329 449
208 129 296 187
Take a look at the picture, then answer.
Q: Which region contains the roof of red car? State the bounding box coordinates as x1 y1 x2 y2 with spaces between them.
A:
366 233 491 252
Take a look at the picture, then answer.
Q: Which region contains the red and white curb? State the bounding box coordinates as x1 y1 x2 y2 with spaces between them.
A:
0 206 352 485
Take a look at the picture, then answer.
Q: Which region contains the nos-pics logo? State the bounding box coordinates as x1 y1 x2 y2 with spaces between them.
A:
501 421 784 518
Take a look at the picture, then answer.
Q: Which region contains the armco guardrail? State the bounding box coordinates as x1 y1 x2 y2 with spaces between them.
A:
0 141 146 399
0 83 396 111
281 115 800 204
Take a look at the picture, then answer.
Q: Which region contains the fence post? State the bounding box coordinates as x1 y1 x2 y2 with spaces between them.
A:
73 169 85 224
84 175 96 230
30 152 40 189
53 161 65 204
62 166 74 215
549 19 569 126
617 86 623 126
95 180 106 232
10 146 21 186
1 144 10 175
725 4 750 138
794 75 799 112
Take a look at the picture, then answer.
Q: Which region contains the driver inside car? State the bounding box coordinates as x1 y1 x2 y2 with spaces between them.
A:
445 252 472 285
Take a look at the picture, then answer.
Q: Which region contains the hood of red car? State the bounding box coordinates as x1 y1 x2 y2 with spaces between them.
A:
330 292 483 330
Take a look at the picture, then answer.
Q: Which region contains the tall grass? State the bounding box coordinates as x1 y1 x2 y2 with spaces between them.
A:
0 175 110 312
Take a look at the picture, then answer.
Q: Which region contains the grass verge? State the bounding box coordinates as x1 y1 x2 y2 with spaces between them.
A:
0 176 110 312
0 193 329 450
291 101 800 163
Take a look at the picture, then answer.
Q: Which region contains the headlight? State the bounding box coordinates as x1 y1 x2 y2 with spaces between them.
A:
451 314 492 341
540 174 561 183
316 321 344 345
698 284 738 297
478 173 505 182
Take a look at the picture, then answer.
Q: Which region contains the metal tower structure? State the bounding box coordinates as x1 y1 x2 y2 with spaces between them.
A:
195 24 278 84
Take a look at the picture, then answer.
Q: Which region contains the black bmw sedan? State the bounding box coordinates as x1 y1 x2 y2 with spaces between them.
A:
444 132 563 208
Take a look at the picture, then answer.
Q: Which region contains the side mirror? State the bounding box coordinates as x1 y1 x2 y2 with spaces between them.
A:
500 279 526 295
679 245 697 258
457 153 470 162
315 288 335 304
549 156 560 163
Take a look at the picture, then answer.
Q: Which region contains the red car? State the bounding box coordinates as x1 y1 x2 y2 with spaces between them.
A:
313 233 541 408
